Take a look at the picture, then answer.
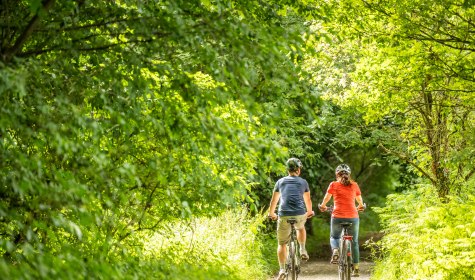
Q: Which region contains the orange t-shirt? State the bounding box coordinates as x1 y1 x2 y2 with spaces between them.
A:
327 181 361 218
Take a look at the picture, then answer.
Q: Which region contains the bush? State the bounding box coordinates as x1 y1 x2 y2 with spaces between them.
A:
371 185 475 280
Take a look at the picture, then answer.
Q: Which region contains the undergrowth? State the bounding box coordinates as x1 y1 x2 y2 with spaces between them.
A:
144 209 271 280
371 185 475 280
0 209 272 280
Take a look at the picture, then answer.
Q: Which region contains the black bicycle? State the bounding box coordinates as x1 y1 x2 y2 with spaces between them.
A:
284 218 300 280
319 204 366 280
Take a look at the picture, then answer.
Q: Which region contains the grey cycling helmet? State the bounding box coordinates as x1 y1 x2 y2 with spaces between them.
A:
286 158 303 172
335 164 351 174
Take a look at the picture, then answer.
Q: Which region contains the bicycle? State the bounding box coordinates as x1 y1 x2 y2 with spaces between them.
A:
270 213 314 280
319 204 366 280
280 218 300 280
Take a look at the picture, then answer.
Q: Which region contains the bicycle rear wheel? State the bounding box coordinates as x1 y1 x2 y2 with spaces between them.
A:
344 240 352 280
288 241 298 280
346 240 352 280
338 240 352 280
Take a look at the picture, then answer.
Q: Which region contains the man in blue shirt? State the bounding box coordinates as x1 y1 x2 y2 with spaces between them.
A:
269 158 314 279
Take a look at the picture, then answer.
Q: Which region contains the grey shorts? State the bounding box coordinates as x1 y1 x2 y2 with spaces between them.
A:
277 214 307 245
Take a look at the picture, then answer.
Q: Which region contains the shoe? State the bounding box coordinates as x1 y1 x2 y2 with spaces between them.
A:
330 248 339 264
352 268 360 277
300 249 309 261
276 269 286 280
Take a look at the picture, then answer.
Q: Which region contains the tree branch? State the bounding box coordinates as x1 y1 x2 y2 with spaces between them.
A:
35 16 153 32
3 0 56 63
378 143 437 185
407 34 475 52
17 37 155 57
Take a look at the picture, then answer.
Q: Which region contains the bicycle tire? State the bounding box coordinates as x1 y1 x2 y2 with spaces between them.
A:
338 240 352 280
295 247 301 276
338 240 344 280
289 241 298 280
345 240 352 280
338 238 346 280
285 240 293 280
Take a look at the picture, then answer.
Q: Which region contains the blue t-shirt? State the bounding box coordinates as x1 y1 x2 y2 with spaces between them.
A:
273 176 309 216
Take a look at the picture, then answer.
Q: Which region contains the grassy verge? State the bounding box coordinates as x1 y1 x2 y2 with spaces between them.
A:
0 209 273 280
143 209 272 280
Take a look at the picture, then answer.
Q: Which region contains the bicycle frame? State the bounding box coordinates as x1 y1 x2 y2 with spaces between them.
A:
285 218 300 280
338 223 353 280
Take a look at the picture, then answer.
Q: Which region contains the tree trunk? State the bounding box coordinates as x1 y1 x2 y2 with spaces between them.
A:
421 84 450 201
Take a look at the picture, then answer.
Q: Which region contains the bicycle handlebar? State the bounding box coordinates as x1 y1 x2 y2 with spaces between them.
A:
267 210 315 220
318 203 367 213
307 211 315 219
318 204 334 213
358 203 367 211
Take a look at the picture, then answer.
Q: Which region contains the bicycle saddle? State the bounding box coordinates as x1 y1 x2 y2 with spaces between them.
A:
287 218 297 224
340 222 352 227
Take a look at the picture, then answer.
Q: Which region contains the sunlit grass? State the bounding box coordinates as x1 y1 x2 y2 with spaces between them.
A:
144 209 270 280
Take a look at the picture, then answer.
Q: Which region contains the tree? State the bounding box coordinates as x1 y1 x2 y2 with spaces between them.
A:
308 0 475 199
1 0 325 277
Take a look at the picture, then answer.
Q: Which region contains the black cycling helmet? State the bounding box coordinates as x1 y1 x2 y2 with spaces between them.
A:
335 164 351 175
286 158 303 172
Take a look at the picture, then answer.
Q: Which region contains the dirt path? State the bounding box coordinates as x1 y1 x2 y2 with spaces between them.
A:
271 260 373 280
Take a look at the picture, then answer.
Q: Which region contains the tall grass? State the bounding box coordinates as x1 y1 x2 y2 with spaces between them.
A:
0 209 272 279
371 185 475 280
143 209 271 280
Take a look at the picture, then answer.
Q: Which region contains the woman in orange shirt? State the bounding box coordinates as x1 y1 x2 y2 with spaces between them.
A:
319 164 365 277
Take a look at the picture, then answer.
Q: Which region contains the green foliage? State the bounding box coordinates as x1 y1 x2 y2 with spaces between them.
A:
306 0 475 198
0 209 270 280
296 0 475 270
7 0 473 277
0 0 334 278
142 209 269 280
371 186 475 279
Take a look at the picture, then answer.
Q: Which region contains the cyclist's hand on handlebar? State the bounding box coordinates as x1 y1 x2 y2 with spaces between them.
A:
318 204 327 212
268 213 278 221
306 210 315 219
357 203 366 212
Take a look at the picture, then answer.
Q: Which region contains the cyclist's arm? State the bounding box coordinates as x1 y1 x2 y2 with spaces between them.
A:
303 191 313 216
268 192 280 219
321 192 332 206
356 195 364 209
319 193 332 211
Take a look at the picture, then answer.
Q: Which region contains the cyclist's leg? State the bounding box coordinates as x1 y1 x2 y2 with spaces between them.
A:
330 217 342 249
296 227 306 244
277 244 287 267
296 227 307 258
276 244 287 279
349 218 360 272
330 218 342 262
277 216 291 271
294 214 309 259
